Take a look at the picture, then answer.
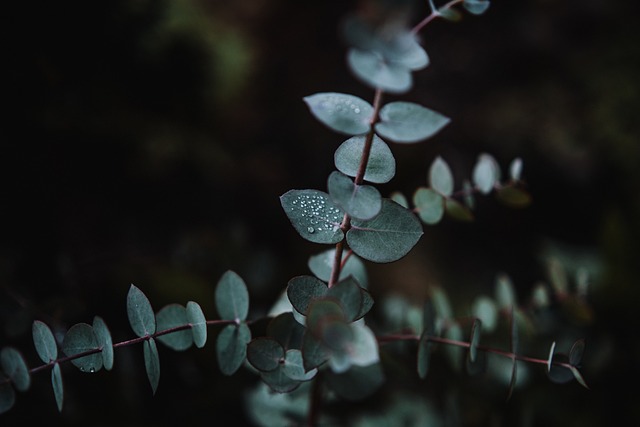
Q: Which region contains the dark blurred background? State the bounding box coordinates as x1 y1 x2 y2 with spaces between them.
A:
1 0 639 425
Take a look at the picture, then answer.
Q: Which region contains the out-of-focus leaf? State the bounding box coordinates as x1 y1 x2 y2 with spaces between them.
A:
376 102 449 143
429 157 454 197
413 187 444 225
0 348 30 392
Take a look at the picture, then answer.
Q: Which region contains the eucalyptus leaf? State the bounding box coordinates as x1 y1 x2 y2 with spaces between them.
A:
569 339 586 367
261 367 301 393
281 189 345 244
0 374 15 414
468 319 482 364
0 348 30 392
347 49 412 94
390 191 408 208
267 312 305 351
143 338 160 395
93 316 114 371
62 323 103 373
216 323 251 376
326 277 364 321
413 187 445 225
186 301 207 348
304 92 373 135
127 284 156 337
463 0 490 15
496 185 532 208
376 102 450 143
247 338 285 372
348 199 423 263
471 296 497 332
282 349 317 381
51 363 63 412
327 171 382 220
429 157 454 197
215 270 250 322
302 331 331 371
417 330 433 379
334 135 396 184
472 153 499 194
156 304 193 351
509 157 523 181
445 198 474 222
547 353 574 384
308 249 368 287
32 320 57 363
287 275 328 316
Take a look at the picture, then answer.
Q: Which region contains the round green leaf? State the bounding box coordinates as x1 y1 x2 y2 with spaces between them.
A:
325 363 384 401
280 189 345 244
0 348 30 392
156 304 192 351
509 157 523 181
389 191 408 208
92 316 114 371
376 102 450 144
287 275 328 316
445 198 474 222
247 338 285 372
303 92 373 135
327 278 364 322
472 153 499 194
344 321 379 368
187 301 207 348
463 0 490 15
301 331 331 371
471 296 498 332
413 187 444 225
127 284 156 337
348 199 423 263
496 185 532 208
347 49 412 94
495 273 516 310
267 312 305 351
215 270 250 322
62 323 103 373
429 156 454 197
334 134 396 184
0 373 16 414
547 353 573 384
51 363 63 412
216 323 251 376
282 349 317 381
569 339 586 367
261 367 301 393
328 171 382 220
143 338 160 395
307 249 368 287
32 320 57 363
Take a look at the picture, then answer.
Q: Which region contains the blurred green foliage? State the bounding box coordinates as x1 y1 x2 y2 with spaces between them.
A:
2 0 639 425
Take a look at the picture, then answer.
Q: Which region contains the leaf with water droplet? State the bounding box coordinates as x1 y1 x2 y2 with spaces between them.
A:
413 187 444 225
328 171 382 220
334 135 396 184
62 323 103 373
375 102 450 144
281 189 345 244
303 93 373 135
348 199 423 263
0 348 30 392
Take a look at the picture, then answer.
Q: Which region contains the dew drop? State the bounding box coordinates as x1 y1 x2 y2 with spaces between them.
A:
307 227 315 234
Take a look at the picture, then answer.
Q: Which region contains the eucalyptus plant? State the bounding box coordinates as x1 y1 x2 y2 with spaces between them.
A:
0 1 589 425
